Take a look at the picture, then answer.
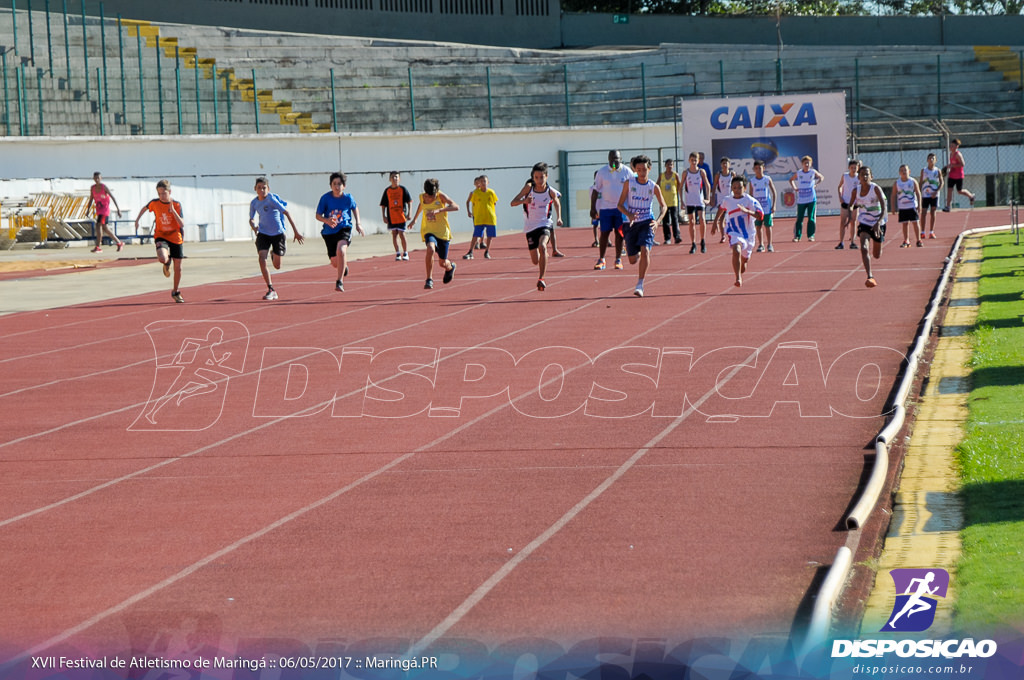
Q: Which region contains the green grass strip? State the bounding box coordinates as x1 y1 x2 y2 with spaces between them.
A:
955 232 1024 630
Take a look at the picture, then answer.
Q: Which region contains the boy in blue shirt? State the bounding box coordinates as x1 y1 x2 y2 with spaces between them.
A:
249 176 304 300
316 172 365 292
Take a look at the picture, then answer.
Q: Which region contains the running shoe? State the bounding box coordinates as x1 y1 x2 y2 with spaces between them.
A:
633 282 644 298
689 243 696 254
424 278 433 289
91 246 102 253
757 245 765 253
900 242 910 248
792 237 801 242
928 232 936 239
767 244 775 252
594 258 606 270
395 252 402 261
162 262 170 277
484 250 492 259
443 262 456 284
808 236 815 242
849 242 858 249
614 259 623 270
835 242 844 250
663 240 670 245
700 240 706 254
116 242 124 252
920 232 927 240
401 252 410 260
916 240 924 247
674 238 683 244
591 240 599 247
263 288 278 301
969 195 975 207
171 291 184 303
537 279 546 291
463 252 474 259
865 277 878 288
335 280 344 292
553 251 565 258
942 206 951 213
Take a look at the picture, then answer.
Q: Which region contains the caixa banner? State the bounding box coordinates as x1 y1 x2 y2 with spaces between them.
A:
679 92 847 216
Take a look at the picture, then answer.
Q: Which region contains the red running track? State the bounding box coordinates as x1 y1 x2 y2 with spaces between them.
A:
0 209 1006 664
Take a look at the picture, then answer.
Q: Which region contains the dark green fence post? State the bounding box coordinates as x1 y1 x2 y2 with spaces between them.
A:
100 2 108 111
28 0 36 65
194 59 201 134
36 67 44 134
486 66 493 129
117 15 125 120
854 57 860 124
156 40 164 134
407 66 416 131
62 0 70 86
775 58 783 94
136 28 145 133
719 59 725 96
225 72 232 133
11 0 18 57
17 63 26 136
212 64 219 134
329 67 337 132
97 67 104 135
2 51 9 136
563 64 570 126
81 0 89 96
641 62 647 123
175 65 182 134
251 68 259 133
45 0 53 75
1019 51 1023 115
558 149 570 227
936 54 941 121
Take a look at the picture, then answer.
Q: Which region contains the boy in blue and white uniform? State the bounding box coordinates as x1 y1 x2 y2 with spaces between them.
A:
511 162 562 291
749 160 776 253
717 175 763 288
616 155 667 298
919 153 943 239
891 164 922 248
249 176 304 300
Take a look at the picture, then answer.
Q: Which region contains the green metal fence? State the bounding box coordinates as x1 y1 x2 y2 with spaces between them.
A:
2 2 1024 143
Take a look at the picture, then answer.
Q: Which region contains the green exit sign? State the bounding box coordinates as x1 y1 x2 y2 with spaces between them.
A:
613 14 629 23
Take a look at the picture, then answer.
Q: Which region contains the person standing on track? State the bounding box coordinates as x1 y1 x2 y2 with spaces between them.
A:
590 149 635 271
851 165 888 288
380 170 412 261
836 159 861 250
749 160 776 253
409 178 458 290
249 176 304 301
316 171 364 293
134 179 186 303
658 159 682 245
86 171 124 253
891 164 923 248
790 155 824 242
464 175 499 260
682 152 711 254
920 153 943 239
711 156 733 243
717 174 763 288
616 155 667 298
511 162 562 292
943 138 976 212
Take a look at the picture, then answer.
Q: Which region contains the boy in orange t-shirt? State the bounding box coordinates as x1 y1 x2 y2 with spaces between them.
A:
135 179 186 303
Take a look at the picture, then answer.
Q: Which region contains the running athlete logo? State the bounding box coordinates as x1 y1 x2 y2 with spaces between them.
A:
881 568 950 632
130 321 249 431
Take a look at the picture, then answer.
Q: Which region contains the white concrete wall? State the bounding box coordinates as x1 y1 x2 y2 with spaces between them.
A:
1 125 674 243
